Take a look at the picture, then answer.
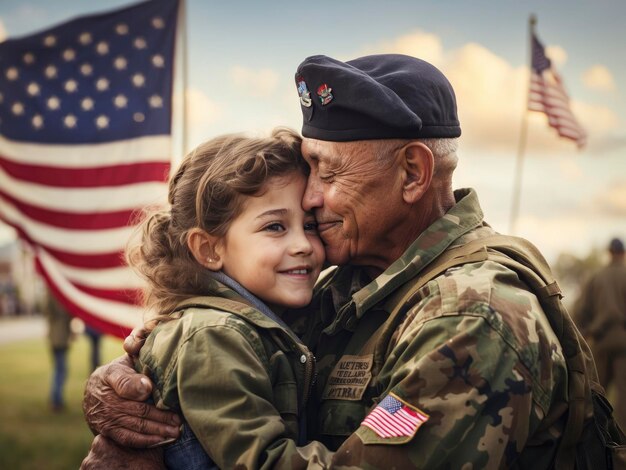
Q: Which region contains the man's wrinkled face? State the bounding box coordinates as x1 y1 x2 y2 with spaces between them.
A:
300 137 406 270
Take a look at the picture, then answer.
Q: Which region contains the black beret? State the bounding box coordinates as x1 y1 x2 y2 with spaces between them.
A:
295 54 461 142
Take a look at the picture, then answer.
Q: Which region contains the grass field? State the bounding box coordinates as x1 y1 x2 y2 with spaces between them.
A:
0 333 124 470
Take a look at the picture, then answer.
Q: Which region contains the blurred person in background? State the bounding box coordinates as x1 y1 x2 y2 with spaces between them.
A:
573 237 626 428
84 325 103 373
44 290 74 412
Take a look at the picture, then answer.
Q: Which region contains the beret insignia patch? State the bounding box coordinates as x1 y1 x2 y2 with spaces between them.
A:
317 83 333 105
296 75 312 108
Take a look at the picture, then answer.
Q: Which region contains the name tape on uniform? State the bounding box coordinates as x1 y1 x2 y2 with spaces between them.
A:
322 354 373 401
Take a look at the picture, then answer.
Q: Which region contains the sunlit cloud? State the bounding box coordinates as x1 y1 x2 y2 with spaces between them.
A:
571 99 619 135
582 65 616 92
445 42 529 153
230 65 279 97
185 88 220 124
545 45 567 68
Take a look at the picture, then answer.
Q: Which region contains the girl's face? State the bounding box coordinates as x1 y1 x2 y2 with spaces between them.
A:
215 172 325 309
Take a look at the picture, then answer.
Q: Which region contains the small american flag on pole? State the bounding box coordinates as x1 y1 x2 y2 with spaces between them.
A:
361 393 429 439
528 31 587 148
0 0 179 337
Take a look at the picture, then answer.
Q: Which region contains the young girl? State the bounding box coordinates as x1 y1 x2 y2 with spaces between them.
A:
127 128 331 469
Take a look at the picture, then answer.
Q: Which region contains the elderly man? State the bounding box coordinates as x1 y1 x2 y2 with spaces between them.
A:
81 54 603 469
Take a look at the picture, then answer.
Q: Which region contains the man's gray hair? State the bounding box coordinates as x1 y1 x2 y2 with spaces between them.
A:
370 138 458 161
419 138 458 159
420 138 459 177
352 137 459 179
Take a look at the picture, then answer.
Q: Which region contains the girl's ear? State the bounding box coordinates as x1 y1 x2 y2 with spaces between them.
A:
187 228 223 271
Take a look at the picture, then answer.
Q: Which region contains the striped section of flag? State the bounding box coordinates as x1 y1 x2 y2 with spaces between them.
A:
0 0 179 337
361 393 429 439
528 32 587 148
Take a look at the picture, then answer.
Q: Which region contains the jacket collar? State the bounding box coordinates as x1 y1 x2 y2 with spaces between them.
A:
351 188 483 316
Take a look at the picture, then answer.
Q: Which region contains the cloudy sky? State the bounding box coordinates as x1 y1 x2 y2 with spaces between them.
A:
0 0 624 263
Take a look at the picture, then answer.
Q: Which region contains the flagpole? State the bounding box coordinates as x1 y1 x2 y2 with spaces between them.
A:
509 14 536 235
178 0 188 159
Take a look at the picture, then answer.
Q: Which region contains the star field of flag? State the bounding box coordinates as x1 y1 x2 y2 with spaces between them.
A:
530 34 551 74
0 0 177 144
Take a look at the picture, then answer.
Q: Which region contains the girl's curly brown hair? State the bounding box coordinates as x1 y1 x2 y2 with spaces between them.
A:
126 127 305 322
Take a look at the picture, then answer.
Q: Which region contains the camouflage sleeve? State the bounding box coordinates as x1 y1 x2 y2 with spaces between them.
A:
173 321 334 469
331 314 541 469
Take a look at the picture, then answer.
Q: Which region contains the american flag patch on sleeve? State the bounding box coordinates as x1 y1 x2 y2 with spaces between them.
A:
361 393 429 438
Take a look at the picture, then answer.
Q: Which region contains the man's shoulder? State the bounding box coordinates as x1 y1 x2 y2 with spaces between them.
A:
401 256 562 353
395 258 566 410
404 257 540 321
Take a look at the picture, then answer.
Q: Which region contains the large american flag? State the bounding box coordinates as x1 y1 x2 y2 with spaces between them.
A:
528 31 587 148
0 0 179 337
361 394 429 439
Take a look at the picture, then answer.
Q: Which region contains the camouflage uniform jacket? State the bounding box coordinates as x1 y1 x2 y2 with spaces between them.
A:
287 188 569 469
573 260 626 349
136 283 334 469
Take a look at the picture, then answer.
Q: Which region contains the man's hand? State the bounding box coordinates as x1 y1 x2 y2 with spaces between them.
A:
83 354 181 448
81 435 166 470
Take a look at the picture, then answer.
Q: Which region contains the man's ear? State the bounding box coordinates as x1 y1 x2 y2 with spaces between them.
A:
187 228 223 271
400 142 434 204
